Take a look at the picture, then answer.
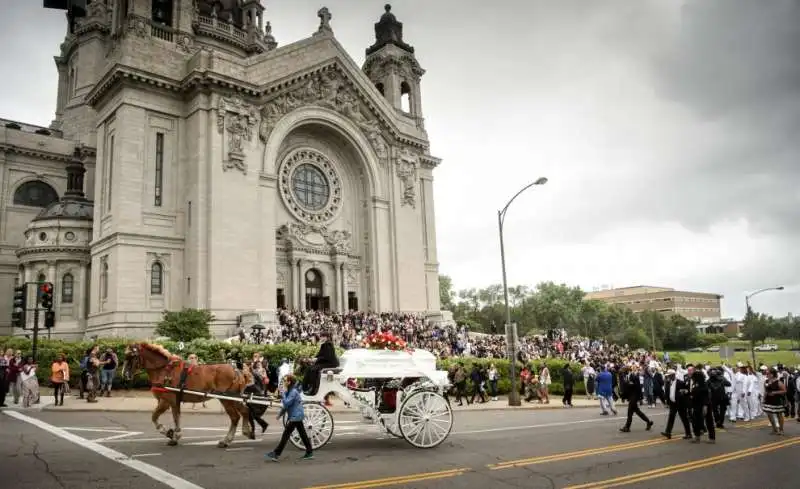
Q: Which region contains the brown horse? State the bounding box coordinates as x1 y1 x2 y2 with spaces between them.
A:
125 343 255 447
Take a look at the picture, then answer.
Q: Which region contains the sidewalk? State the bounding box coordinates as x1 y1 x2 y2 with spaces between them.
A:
28 388 598 414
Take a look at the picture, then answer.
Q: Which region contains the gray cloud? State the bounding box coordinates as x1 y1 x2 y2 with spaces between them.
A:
1 0 796 317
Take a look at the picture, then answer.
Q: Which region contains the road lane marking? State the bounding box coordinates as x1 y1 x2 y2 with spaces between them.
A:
225 447 252 452
738 420 771 429
488 437 680 470
563 436 800 489
94 432 144 442
4 411 205 489
303 468 470 489
453 412 668 435
131 453 162 458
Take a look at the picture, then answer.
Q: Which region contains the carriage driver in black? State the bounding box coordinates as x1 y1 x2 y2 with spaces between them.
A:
303 331 340 396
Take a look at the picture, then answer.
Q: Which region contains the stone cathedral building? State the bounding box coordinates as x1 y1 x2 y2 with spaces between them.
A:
0 1 443 339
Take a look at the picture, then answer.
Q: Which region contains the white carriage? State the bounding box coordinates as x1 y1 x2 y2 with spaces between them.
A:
286 348 454 450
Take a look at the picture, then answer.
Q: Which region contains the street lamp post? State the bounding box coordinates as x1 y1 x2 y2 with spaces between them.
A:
498 177 548 407
745 286 784 367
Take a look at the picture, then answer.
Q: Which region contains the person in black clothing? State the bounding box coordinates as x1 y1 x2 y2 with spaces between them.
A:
688 369 716 443
661 369 692 440
469 366 486 404
562 364 574 407
303 332 339 396
707 368 731 429
620 364 654 432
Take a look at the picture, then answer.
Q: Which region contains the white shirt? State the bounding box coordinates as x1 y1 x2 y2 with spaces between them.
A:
733 372 746 393
723 368 734 393
669 379 677 403
19 366 37 382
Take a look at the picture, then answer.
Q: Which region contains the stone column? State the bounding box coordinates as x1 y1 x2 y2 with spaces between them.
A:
296 259 304 311
370 198 392 311
289 257 297 309
258 12 263 30
78 262 88 321
340 264 347 312
48 261 57 285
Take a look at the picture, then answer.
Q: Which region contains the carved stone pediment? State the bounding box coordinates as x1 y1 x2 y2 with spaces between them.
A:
276 222 352 255
258 68 388 162
395 148 419 208
218 96 257 173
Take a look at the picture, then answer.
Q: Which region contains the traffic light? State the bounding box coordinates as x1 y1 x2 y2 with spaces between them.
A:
39 282 54 310
11 285 26 328
44 310 56 329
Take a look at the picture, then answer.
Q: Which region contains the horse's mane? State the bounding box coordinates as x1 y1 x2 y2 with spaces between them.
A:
140 342 174 360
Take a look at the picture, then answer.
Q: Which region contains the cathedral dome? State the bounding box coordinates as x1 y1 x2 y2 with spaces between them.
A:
33 199 94 222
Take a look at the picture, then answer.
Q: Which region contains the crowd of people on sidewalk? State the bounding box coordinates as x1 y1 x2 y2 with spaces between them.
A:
0 345 119 408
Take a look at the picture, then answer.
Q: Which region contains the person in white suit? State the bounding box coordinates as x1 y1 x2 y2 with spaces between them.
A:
756 365 768 417
729 362 748 423
746 366 760 419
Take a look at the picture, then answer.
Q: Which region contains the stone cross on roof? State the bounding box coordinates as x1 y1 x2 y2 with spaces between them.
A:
316 7 332 35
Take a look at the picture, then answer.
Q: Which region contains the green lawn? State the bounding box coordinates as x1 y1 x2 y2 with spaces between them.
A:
680 350 799 367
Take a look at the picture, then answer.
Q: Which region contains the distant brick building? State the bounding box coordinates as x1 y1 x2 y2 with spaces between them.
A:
585 286 722 323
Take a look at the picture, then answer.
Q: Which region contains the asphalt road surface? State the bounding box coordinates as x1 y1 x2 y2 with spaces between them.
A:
1 405 797 489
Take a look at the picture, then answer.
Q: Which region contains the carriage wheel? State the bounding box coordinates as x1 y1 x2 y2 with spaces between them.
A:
397 390 453 449
283 402 334 450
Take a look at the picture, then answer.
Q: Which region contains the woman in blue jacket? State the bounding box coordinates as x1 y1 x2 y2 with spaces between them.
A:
266 374 313 461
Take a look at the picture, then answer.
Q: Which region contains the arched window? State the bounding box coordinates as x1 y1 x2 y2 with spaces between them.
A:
400 81 412 113
62 273 74 304
151 0 174 26
13 181 59 208
101 262 109 299
150 262 163 295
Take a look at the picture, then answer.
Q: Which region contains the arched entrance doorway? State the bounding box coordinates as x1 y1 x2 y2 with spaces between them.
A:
304 269 329 311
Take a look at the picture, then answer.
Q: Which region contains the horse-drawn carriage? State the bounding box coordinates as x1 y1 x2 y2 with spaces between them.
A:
127 343 454 450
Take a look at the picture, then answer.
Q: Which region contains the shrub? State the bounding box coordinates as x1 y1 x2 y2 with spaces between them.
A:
0 337 320 389
155 308 214 342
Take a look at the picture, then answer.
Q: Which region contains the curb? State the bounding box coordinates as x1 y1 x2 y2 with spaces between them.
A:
41 403 599 415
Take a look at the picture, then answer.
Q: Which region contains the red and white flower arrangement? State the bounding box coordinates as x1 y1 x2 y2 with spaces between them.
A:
362 331 412 352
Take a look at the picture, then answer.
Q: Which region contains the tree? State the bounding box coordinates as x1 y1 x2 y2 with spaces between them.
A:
438 275 455 311
155 308 215 342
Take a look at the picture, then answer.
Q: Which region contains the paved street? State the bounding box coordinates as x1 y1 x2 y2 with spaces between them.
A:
1 403 796 489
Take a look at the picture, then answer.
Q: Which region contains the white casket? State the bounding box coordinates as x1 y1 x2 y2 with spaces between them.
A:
336 348 449 386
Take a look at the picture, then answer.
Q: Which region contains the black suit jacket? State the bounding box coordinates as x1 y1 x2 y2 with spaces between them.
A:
665 378 690 407
315 341 339 368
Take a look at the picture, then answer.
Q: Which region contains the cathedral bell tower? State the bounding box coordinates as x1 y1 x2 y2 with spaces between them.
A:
362 5 426 127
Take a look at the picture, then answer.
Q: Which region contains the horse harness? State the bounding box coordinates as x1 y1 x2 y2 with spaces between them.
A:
146 351 252 404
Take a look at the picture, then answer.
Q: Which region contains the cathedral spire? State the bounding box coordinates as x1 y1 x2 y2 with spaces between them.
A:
366 4 414 56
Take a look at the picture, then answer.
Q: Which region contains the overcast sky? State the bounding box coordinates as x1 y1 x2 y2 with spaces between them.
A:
1 0 797 319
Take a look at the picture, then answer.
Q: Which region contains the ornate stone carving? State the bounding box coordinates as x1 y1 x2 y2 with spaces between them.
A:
128 16 149 37
276 269 287 284
278 148 342 225
258 70 389 163
276 223 353 255
346 268 359 286
395 148 419 208
147 252 171 267
218 96 257 173
176 34 196 54
87 0 109 22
